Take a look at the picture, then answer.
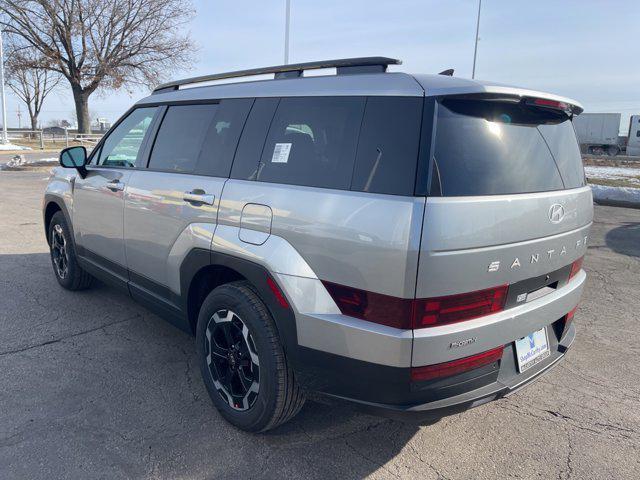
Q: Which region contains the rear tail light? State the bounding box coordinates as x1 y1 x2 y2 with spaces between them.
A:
321 281 413 329
322 282 508 330
569 256 584 280
410 346 504 382
566 305 578 323
412 285 508 328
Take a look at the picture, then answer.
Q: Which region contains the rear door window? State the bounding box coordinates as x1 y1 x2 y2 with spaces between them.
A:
433 98 566 196
256 97 365 190
351 97 422 196
194 98 253 178
148 104 218 173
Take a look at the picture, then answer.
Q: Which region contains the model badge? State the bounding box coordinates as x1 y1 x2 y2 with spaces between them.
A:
487 235 588 273
548 204 565 223
450 337 477 348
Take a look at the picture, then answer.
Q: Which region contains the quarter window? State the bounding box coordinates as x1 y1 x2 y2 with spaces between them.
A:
351 97 422 196
97 107 157 167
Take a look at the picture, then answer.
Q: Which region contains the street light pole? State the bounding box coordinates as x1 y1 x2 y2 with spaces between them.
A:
0 27 9 143
284 0 290 64
471 0 482 79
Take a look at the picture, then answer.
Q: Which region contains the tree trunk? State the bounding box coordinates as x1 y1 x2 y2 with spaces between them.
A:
30 114 38 131
72 86 91 134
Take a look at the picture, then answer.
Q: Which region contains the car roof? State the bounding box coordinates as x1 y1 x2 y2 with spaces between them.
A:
136 70 582 113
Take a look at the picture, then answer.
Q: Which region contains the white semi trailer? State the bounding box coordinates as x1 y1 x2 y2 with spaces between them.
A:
573 113 622 156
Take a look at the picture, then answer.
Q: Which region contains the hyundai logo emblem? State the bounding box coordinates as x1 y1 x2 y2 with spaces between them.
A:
548 204 565 223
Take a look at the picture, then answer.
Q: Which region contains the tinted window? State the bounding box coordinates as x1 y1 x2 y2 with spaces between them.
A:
97 107 157 167
256 97 365 189
148 104 218 173
351 97 422 195
433 99 565 196
231 98 279 180
538 121 585 189
195 99 253 177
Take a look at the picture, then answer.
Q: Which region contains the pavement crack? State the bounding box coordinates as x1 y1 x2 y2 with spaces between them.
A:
0 314 140 357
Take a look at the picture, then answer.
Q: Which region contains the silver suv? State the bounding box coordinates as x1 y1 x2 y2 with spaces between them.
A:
43 57 592 432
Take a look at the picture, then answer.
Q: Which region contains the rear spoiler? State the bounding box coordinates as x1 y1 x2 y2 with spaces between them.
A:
435 92 583 116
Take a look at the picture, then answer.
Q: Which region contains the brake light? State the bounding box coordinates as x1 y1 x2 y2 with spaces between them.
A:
322 282 508 330
410 346 504 382
412 285 508 328
267 277 289 308
527 97 570 112
566 305 578 323
569 256 584 280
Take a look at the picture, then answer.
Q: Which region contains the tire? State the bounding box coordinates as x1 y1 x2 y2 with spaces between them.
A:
196 281 305 432
607 145 619 157
48 211 94 290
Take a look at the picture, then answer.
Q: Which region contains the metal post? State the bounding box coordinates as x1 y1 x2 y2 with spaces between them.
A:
471 0 482 79
0 27 8 144
284 0 291 64
65 129 69 148
40 131 44 150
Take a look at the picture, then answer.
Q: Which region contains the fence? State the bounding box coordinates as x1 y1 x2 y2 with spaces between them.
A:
6 129 104 149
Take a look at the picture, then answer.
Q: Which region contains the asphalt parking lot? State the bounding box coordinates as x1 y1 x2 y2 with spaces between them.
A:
1 169 639 480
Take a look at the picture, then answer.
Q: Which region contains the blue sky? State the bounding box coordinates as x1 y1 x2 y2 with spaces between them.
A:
5 0 639 133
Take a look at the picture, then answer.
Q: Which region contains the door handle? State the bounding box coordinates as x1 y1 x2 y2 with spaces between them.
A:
183 190 215 206
105 180 124 192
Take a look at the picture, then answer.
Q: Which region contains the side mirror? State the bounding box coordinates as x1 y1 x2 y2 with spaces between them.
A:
59 146 88 178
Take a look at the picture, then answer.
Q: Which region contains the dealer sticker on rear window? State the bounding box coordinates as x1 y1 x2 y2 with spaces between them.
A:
271 143 292 163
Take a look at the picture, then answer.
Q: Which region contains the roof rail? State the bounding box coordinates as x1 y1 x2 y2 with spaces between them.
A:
153 56 402 93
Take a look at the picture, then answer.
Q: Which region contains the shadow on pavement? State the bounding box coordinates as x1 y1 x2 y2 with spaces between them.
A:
605 222 640 257
0 252 423 479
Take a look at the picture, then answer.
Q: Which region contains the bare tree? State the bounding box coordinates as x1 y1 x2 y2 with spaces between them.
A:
1 0 196 133
6 50 61 130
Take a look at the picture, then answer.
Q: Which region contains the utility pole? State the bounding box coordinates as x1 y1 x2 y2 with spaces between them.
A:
284 0 291 64
16 105 22 129
0 27 8 143
472 0 482 79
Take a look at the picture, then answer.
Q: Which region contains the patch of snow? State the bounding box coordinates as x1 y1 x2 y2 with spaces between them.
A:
0 155 58 170
0 143 32 151
591 184 640 205
585 166 640 185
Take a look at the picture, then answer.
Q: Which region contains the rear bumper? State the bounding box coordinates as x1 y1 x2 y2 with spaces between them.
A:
305 322 576 423
290 270 584 419
411 269 585 366
293 269 585 369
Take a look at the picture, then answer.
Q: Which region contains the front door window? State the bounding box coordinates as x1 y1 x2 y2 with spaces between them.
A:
96 107 157 168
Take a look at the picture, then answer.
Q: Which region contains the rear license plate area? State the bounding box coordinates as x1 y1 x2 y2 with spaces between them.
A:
515 327 551 373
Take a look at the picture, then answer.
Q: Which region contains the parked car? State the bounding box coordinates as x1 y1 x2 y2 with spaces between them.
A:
43 57 592 432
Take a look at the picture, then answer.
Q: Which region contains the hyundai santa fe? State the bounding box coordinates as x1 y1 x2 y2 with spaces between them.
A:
43 57 592 432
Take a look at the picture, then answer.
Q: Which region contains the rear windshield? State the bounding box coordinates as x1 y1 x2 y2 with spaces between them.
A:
432 98 585 196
